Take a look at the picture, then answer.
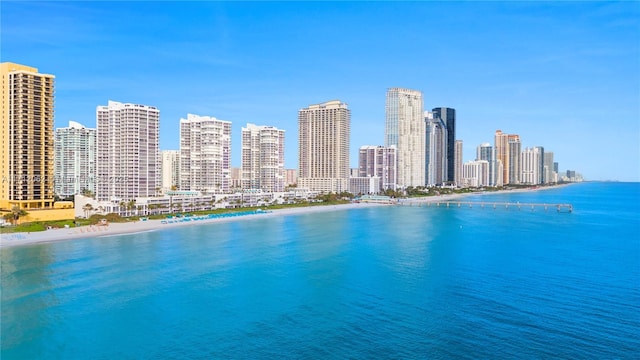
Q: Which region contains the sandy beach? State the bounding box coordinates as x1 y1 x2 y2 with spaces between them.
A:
0 202 391 249
0 185 571 249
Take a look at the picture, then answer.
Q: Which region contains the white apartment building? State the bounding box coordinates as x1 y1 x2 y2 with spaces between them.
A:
349 176 380 195
521 146 544 185
54 121 96 197
285 169 297 187
462 160 490 188
298 100 350 193
477 142 496 186
161 150 180 191
96 101 160 201
358 145 397 191
543 151 556 184
241 123 285 193
180 114 231 193
385 88 425 188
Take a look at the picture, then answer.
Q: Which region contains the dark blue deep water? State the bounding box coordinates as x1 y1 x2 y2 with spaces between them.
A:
2 182 639 359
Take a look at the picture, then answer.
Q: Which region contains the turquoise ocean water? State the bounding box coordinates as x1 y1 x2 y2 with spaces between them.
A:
1 182 639 359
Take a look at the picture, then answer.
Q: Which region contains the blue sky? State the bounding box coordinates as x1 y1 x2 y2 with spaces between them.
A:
2 1 639 181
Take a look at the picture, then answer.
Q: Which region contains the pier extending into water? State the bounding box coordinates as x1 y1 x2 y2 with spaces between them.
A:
400 200 573 213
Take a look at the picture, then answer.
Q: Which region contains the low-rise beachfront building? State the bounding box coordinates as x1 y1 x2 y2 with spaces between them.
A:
349 176 380 195
74 189 322 217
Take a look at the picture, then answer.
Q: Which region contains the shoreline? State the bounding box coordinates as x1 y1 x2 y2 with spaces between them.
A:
0 184 574 249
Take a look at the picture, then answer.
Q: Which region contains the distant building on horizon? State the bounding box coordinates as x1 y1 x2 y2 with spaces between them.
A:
180 114 231 193
96 100 160 201
284 169 297 187
454 140 463 186
386 88 425 188
1 62 56 210
161 150 180 191
543 151 556 184
241 123 285 193
298 100 350 193
54 121 96 197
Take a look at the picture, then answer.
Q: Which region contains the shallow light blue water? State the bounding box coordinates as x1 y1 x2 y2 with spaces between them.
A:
2 182 639 359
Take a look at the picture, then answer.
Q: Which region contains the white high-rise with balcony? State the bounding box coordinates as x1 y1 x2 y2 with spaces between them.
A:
96 101 160 201
161 150 180 191
298 100 350 193
358 145 397 191
241 123 285 192
180 114 231 193
386 88 424 188
54 121 96 197
521 146 544 185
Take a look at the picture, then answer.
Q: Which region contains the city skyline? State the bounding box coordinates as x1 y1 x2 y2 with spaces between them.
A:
2 1 638 181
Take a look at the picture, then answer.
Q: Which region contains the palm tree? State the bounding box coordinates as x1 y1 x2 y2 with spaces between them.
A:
127 200 136 216
82 203 94 219
119 201 126 216
10 205 28 225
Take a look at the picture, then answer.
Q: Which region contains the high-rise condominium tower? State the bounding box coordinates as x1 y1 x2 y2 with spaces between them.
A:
180 114 231 193
1 62 55 210
298 100 350 193
161 150 180 191
432 107 456 184
495 130 521 185
543 151 555 184
476 142 496 186
241 123 285 192
54 121 96 197
358 145 397 191
521 146 544 185
96 100 160 201
508 135 522 185
425 111 446 186
386 88 424 188
454 140 463 186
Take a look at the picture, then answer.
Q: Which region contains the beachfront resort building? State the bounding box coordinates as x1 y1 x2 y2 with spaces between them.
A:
241 123 285 193
180 114 231 193
96 100 161 201
54 121 96 197
358 145 397 191
298 100 350 193
161 150 180 191
385 88 424 188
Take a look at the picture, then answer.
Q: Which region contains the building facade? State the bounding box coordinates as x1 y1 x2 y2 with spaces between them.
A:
1 62 56 210
358 145 397 191
96 101 160 201
180 114 231 193
298 100 350 193
285 169 297 187
161 150 180 191
54 121 96 197
461 160 490 188
385 88 424 188
543 151 555 184
494 130 510 185
241 123 285 192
